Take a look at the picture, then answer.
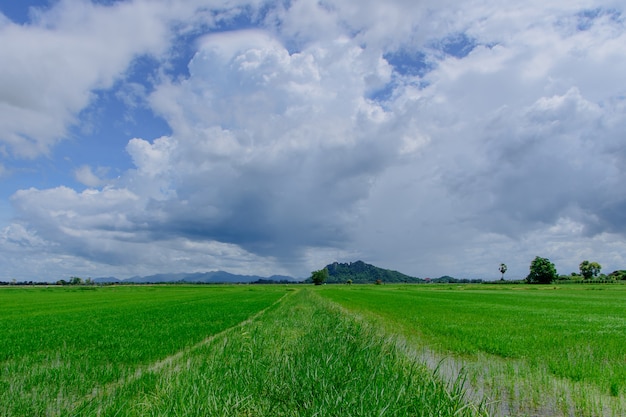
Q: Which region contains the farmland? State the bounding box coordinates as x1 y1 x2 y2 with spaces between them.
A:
317 284 626 416
0 285 287 416
1 284 624 416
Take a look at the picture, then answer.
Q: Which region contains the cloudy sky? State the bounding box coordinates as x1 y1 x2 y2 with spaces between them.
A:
1 0 625 281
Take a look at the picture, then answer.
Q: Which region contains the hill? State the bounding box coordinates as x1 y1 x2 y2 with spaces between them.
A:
93 277 121 284
317 261 424 284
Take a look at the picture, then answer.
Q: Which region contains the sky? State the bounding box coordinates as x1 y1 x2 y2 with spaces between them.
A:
1 0 625 281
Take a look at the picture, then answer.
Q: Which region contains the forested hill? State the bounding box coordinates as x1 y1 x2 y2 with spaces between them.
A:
324 261 424 284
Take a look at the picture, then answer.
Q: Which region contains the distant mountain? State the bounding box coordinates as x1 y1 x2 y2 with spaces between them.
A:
116 271 298 284
314 261 424 284
253 275 296 284
93 277 121 283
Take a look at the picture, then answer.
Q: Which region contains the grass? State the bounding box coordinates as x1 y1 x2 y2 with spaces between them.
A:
316 284 626 416
3 283 622 416
1 285 484 417
73 289 485 416
0 285 286 416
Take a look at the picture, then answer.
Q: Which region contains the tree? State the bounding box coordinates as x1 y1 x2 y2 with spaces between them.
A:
579 260 601 280
311 268 329 285
69 276 83 285
526 256 557 284
608 270 626 281
590 262 601 278
499 263 507 280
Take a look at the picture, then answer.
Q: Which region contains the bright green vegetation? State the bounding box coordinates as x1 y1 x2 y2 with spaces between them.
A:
4 283 623 416
74 289 483 416
316 284 626 416
0 285 286 416
323 261 423 284
1 285 483 417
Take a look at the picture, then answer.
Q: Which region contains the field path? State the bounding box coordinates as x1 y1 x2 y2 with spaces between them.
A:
72 288 483 417
72 289 296 414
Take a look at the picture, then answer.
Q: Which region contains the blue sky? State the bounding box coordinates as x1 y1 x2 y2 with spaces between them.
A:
1 0 626 281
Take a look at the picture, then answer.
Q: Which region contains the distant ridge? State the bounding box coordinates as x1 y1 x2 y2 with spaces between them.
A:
93 277 121 283
318 260 424 284
94 271 298 284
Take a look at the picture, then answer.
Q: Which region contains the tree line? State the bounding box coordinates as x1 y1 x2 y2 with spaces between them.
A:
0 277 96 286
501 257 626 284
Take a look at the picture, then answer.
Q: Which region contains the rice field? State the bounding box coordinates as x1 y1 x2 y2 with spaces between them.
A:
0 285 286 416
1 283 624 416
316 284 626 416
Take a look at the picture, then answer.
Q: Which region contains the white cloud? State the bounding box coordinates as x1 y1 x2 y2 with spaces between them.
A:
74 165 109 187
0 0 226 158
346 0 626 278
138 30 403 256
0 223 46 248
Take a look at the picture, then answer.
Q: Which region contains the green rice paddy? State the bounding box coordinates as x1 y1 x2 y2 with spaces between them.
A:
1 283 624 416
0 285 286 416
316 284 626 416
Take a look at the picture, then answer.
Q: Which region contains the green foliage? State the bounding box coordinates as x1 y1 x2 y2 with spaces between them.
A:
556 274 574 282
609 270 626 281
499 263 507 280
310 268 329 285
324 260 422 284
69 276 83 285
55 277 91 286
526 256 558 284
579 260 602 280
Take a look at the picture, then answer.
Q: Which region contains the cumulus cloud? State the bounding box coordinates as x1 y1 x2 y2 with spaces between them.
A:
0 0 255 158
351 1 626 277
124 30 401 257
2 0 626 280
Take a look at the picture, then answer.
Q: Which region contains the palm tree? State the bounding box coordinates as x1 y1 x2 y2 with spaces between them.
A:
499 263 507 280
